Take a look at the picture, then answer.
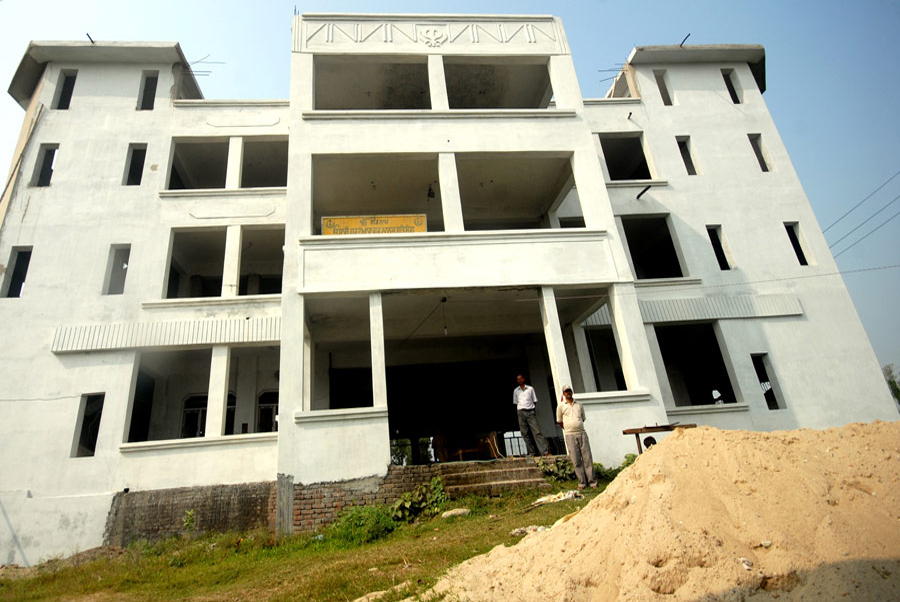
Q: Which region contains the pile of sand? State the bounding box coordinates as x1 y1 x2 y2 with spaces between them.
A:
424 420 900 601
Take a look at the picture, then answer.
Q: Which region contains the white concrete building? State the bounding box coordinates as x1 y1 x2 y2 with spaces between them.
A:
1 14 895 565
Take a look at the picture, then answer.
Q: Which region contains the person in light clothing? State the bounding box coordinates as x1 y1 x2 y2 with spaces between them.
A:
513 374 549 456
555 385 597 489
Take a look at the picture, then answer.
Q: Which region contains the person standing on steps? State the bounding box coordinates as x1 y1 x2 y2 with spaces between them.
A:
513 374 550 456
556 385 597 490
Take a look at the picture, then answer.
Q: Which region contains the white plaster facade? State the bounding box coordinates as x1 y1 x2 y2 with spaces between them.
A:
0 15 895 565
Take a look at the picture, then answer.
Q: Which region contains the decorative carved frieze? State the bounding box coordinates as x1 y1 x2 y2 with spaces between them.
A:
295 18 566 54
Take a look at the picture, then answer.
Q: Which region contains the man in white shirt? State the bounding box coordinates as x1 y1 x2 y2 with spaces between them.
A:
555 385 597 489
513 374 549 456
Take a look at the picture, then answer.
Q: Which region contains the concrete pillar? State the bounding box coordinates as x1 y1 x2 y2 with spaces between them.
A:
438 153 465 233
234 353 258 433
221 225 242 297
205 346 231 437
428 54 449 111
572 324 597 392
226 136 244 189
369 292 388 408
548 54 584 112
539 286 572 401
608 283 662 398
302 320 313 411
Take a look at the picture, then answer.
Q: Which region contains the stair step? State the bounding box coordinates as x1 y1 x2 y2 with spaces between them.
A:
436 458 533 475
442 467 543 486
446 478 551 499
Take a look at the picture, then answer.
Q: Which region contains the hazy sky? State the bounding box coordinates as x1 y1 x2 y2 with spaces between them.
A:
1 0 898 370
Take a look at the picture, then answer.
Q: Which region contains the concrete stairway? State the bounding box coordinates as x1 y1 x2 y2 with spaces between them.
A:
437 457 552 499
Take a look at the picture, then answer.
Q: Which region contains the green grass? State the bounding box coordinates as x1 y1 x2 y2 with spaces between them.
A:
0 480 607 602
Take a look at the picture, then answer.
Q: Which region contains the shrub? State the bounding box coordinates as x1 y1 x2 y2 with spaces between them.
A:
537 453 637 483
391 477 448 522
326 505 395 545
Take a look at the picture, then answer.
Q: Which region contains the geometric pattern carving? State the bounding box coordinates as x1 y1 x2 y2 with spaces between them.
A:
51 317 280 354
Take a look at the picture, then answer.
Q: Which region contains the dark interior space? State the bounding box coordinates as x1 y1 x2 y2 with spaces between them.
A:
655 323 736 407
621 216 683 279
598 136 651 180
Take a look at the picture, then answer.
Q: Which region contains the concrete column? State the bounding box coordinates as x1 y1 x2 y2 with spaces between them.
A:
428 54 449 111
302 321 312 411
609 283 662 398
369 292 388 408
234 353 258 433
438 153 465 233
205 346 231 437
221 225 242 297
572 324 597 392
548 54 584 112
539 286 572 401
226 136 244 189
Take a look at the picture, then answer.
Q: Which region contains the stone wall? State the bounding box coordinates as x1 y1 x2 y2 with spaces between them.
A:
293 465 438 532
104 482 276 547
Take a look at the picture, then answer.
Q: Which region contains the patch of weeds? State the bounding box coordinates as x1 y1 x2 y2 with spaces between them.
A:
327 505 396 546
391 477 449 522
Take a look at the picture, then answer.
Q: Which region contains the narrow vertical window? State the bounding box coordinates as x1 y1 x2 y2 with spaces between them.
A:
3 247 32 298
751 354 784 410
706 225 731 270
722 68 742 104
676 136 698 175
654 70 673 106
137 71 159 110
53 70 77 110
72 394 105 457
748 134 771 172
123 144 147 185
784 222 810 266
33 144 59 186
103 245 131 295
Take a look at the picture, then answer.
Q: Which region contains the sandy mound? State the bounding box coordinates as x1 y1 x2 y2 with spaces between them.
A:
425 421 900 601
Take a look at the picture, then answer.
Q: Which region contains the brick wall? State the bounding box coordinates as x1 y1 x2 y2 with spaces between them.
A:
104 481 276 547
293 465 438 532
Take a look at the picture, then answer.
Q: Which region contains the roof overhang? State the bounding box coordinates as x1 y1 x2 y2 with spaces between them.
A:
627 44 766 93
7 41 202 108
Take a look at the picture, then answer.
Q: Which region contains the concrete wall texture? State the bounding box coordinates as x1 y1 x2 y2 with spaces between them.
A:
0 14 896 565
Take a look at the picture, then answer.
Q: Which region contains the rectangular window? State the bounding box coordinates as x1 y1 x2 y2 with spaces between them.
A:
654 70 673 106
3 247 32 298
33 144 59 186
124 144 147 185
676 136 698 175
598 135 652 181
751 354 784 410
706 225 732 270
784 222 811 266
137 71 159 110
748 134 771 172
722 68 742 104
53 70 77 110
72 394 105 457
621 216 683 279
103 245 131 295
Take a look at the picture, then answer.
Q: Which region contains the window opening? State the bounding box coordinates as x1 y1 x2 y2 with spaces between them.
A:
676 136 697 175
706 225 731 270
621 216 683 279
655 323 736 407
124 144 147 186
752 353 784 410
34 144 58 187
585 327 626 391
138 71 158 110
444 57 553 109
166 229 226 298
225 394 236 435
314 56 430 110
103 245 131 295
654 70 673 106
598 135 651 180
239 227 284 295
181 395 207 438
722 69 742 104
168 140 228 190
3 248 32 298
53 71 77 110
257 391 279 432
748 134 771 172
72 394 105 457
241 138 288 188
784 222 810 266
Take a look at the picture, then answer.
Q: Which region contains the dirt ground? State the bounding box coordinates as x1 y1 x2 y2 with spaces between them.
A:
421 420 900 601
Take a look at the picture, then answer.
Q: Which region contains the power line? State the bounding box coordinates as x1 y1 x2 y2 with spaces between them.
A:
828 191 900 248
833 209 900 259
822 167 900 234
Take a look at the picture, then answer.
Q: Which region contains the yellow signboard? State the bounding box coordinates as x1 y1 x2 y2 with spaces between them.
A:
322 214 427 236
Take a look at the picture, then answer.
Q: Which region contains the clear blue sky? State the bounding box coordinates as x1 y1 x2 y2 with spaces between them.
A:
1 0 898 371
